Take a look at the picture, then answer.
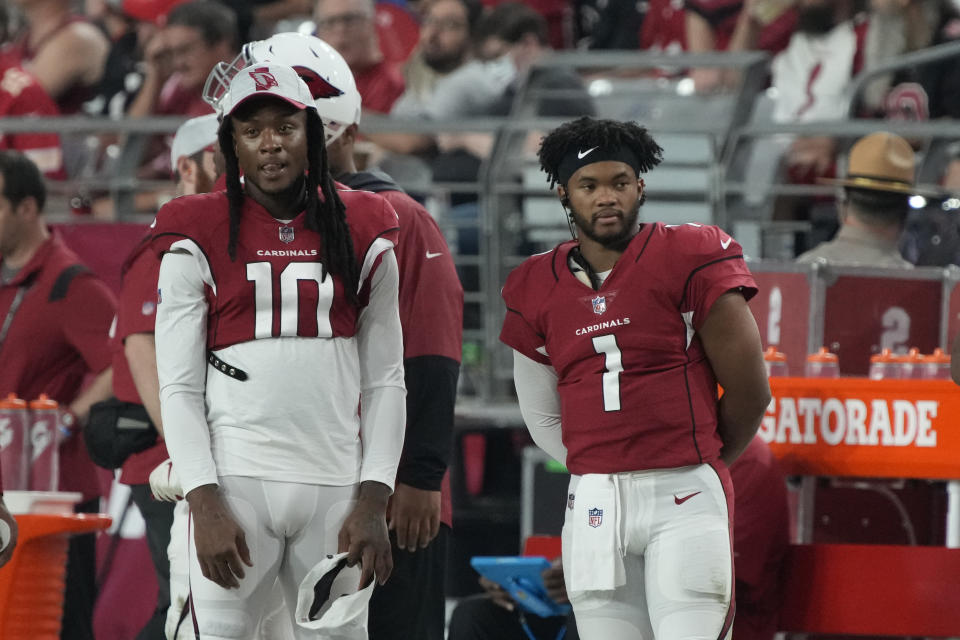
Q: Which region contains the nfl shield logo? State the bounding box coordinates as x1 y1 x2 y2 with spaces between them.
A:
567 493 575 510
588 507 603 528
279 226 295 244
592 296 606 315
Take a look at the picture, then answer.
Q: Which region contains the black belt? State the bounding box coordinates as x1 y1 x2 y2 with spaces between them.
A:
207 352 248 381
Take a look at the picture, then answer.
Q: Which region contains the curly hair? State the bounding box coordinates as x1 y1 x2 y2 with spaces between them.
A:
537 116 664 189
218 107 360 305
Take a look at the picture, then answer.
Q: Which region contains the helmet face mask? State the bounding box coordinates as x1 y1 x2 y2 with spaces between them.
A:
203 33 361 146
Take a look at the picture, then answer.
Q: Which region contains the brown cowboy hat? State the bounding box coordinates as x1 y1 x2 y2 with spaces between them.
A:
818 131 942 197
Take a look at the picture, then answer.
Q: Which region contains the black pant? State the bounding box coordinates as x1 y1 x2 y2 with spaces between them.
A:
61 498 98 640
448 594 579 640
129 484 175 640
368 524 449 640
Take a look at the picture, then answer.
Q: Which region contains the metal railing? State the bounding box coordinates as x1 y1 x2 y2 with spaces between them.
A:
0 51 791 402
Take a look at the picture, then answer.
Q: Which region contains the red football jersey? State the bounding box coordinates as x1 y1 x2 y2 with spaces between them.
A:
0 64 64 178
377 190 463 362
149 189 400 349
501 222 757 476
112 242 170 485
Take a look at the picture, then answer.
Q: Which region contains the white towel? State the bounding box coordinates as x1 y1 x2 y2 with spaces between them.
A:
566 474 625 592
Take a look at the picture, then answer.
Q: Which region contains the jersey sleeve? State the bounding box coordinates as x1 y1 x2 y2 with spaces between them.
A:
61 274 117 374
155 249 218 494
148 193 225 259
116 248 160 341
390 193 463 361
500 262 552 366
356 249 406 489
347 191 401 298
678 225 758 330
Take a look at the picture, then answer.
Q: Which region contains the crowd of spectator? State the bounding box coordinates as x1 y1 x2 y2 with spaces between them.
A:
0 0 959 264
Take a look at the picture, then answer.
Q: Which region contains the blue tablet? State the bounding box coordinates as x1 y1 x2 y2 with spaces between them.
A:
470 556 572 619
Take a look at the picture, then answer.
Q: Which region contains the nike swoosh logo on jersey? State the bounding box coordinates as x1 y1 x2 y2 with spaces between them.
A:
674 491 701 505
720 238 733 250
426 251 443 259
578 146 598 160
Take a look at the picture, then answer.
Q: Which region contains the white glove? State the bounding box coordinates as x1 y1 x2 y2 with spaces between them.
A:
149 458 183 502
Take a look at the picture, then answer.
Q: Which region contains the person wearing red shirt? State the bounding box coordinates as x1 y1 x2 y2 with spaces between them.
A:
151 62 404 637
196 32 463 640
130 1 237 177
0 151 115 639
5 0 109 114
0 63 64 178
685 0 797 92
111 113 221 640
314 0 404 114
500 117 770 640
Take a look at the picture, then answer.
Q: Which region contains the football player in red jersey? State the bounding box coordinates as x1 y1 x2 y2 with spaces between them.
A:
110 113 220 640
152 62 405 638
500 117 771 640
199 32 464 640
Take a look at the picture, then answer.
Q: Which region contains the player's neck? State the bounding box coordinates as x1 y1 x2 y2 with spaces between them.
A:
244 178 307 221
577 238 626 273
3 223 49 270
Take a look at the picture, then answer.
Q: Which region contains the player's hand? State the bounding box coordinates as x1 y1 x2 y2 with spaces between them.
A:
387 482 441 551
478 575 515 611
149 458 183 502
0 500 18 569
187 485 252 589
542 559 569 604
338 481 392 588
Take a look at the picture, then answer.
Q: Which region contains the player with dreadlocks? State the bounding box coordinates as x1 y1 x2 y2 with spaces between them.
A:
149 62 405 638
500 116 771 640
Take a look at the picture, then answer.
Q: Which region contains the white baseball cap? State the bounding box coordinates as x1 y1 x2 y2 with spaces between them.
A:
295 552 375 638
169 113 219 172
220 62 316 118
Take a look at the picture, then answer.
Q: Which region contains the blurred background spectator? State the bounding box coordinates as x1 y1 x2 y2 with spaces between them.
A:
686 0 796 92
314 0 405 114
0 4 64 179
2 0 109 114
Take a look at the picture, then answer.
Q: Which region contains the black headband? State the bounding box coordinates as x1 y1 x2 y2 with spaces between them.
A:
557 146 641 187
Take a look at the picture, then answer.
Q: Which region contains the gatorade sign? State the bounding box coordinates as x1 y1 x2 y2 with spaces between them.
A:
760 378 960 479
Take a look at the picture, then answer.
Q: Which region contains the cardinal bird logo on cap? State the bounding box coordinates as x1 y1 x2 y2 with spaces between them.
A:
295 68 344 100
250 67 279 92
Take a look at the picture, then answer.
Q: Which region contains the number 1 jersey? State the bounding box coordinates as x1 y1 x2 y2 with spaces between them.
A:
500 222 757 476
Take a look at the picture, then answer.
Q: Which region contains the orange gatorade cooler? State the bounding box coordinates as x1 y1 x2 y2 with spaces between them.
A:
763 346 789 377
805 347 839 378
921 348 951 380
27 395 59 492
0 394 29 491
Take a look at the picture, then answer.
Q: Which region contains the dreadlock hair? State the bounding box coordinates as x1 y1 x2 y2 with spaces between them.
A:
218 107 360 305
537 116 664 191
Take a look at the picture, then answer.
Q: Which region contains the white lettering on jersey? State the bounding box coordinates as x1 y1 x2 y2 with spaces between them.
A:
256 249 320 257
720 238 732 250
575 317 631 336
246 261 334 339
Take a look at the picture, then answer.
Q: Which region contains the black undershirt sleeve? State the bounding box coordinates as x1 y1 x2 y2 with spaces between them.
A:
396 355 460 491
